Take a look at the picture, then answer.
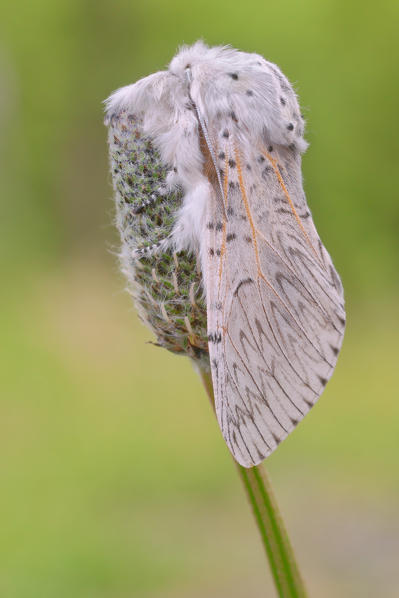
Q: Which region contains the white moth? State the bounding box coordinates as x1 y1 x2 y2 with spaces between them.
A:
106 41 346 468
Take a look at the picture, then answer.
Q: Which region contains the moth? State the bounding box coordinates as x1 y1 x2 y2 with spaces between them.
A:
105 41 346 467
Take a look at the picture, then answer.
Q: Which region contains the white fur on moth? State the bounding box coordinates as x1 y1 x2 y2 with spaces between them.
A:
106 41 345 467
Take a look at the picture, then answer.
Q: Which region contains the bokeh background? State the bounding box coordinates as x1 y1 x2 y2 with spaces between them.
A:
1 1 398 596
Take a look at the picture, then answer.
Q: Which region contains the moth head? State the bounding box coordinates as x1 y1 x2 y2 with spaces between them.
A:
169 40 210 78
168 40 236 88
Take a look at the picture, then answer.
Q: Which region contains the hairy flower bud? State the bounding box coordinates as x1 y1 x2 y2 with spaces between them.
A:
105 111 209 366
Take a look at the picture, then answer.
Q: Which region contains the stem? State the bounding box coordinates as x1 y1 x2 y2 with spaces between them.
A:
199 368 308 598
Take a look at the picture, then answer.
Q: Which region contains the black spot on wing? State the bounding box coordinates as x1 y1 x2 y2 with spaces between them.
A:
261 166 273 179
208 332 222 344
234 278 254 297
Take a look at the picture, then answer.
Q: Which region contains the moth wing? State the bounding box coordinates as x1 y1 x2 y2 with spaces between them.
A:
204 137 345 468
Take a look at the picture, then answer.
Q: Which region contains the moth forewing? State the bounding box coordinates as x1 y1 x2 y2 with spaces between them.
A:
196 66 344 467
204 137 345 467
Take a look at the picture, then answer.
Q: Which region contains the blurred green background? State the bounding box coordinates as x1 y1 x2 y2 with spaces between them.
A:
1 1 398 596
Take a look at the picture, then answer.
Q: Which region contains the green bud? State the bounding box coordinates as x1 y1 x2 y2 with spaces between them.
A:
106 111 209 367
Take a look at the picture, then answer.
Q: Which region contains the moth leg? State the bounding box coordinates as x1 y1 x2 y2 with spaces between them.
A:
133 234 173 258
132 169 183 257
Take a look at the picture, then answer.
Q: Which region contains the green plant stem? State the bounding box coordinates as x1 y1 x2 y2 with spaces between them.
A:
199 368 308 598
